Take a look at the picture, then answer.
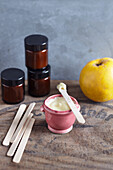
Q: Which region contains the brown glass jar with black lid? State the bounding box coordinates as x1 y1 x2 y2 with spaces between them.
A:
1 68 25 104
28 65 50 97
24 34 48 69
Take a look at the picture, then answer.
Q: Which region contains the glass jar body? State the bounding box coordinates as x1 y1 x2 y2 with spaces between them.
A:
28 76 50 97
2 84 25 104
25 49 48 69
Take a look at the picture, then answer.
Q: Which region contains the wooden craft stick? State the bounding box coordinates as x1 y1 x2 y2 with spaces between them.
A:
57 83 85 124
13 118 35 163
7 113 33 157
2 104 26 146
11 102 36 143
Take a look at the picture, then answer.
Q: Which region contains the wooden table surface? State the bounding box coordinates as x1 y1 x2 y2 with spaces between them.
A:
1 80 113 170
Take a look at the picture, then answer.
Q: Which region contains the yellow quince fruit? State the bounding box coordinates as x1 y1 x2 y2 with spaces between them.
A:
79 57 113 102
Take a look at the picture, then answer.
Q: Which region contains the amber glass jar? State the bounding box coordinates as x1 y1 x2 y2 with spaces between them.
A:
1 68 25 104
28 65 50 97
24 34 48 69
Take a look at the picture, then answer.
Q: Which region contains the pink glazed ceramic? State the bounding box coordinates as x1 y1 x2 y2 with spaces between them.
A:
40 94 80 134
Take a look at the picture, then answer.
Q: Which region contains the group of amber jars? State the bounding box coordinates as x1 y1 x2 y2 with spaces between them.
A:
1 34 50 104
25 34 50 97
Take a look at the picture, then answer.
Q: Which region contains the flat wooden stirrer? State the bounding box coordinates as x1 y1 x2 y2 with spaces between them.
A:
57 83 85 124
13 118 35 163
7 113 33 157
11 102 36 143
2 104 26 146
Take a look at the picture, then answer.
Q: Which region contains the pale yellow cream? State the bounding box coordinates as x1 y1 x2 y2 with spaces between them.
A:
46 97 71 111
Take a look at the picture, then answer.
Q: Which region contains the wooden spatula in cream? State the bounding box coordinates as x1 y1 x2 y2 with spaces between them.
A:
57 83 85 124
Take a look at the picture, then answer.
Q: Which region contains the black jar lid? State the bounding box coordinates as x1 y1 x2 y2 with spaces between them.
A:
24 34 48 52
1 68 25 86
28 65 50 79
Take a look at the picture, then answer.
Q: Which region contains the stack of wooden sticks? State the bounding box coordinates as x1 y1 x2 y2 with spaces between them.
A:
2 102 36 163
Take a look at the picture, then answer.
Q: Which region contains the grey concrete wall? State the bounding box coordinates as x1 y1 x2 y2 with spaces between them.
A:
0 0 113 80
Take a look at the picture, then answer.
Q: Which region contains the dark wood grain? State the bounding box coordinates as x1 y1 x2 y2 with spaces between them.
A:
1 80 113 170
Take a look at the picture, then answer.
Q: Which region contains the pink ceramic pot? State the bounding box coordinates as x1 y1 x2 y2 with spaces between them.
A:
40 94 80 134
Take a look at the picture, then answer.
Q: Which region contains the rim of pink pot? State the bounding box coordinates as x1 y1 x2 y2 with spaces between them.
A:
43 94 80 115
